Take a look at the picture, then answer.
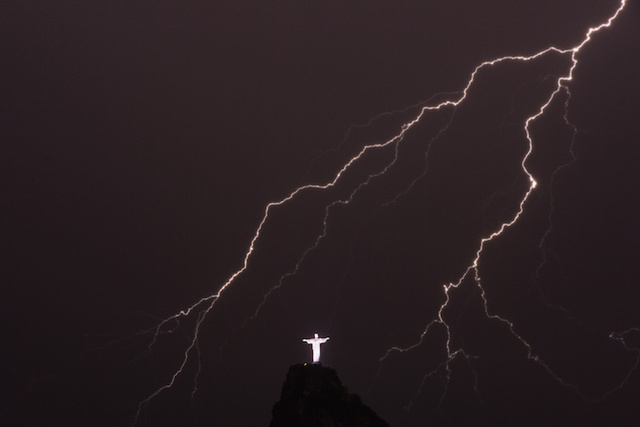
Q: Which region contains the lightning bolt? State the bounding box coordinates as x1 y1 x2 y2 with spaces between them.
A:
131 0 636 424
376 0 638 411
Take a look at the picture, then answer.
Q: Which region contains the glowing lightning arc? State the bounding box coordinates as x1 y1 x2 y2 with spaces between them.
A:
377 0 634 407
132 1 633 424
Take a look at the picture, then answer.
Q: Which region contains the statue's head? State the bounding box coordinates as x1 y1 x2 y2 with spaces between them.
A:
314 333 319 338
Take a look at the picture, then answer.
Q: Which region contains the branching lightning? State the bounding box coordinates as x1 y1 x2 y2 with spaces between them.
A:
131 1 636 424
377 0 637 409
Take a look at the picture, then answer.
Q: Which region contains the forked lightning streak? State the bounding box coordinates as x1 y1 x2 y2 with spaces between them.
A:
133 1 634 424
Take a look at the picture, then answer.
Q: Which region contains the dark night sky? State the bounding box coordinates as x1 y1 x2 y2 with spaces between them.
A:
2 1 640 426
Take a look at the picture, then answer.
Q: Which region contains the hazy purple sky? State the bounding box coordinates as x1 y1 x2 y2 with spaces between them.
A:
3 1 640 425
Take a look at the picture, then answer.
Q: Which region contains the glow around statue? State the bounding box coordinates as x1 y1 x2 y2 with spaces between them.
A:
303 333 329 364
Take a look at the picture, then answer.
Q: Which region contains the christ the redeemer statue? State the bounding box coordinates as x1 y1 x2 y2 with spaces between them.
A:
303 333 329 364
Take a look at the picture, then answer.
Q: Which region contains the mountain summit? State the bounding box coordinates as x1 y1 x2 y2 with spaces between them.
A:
270 363 389 427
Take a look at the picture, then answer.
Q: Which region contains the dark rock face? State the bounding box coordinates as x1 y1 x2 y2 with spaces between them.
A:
270 363 389 427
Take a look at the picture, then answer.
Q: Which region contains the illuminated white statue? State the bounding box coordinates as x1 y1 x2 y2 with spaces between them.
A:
303 333 330 364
